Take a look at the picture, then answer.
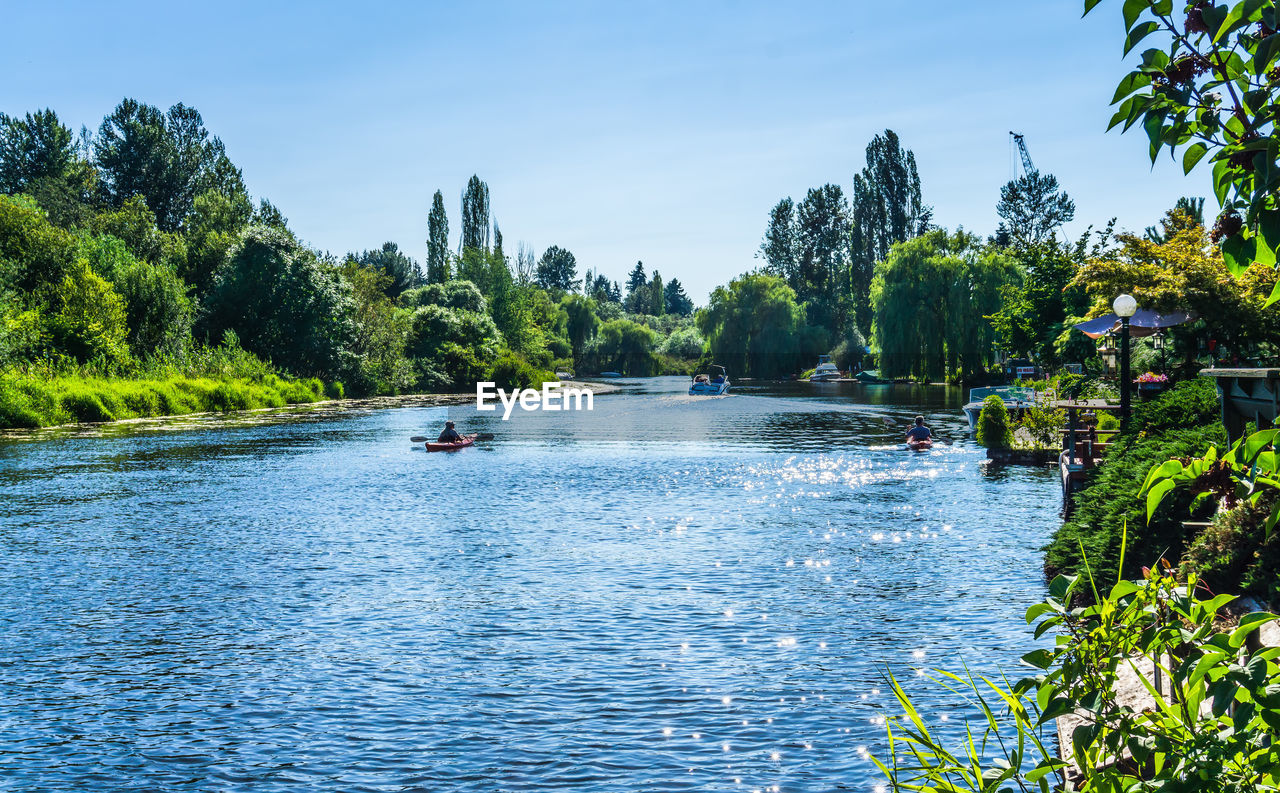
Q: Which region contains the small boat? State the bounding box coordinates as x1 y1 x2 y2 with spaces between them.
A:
906 437 933 452
809 355 842 382
962 386 1039 430
600 371 623 378
425 434 476 452
689 365 730 396
854 369 890 384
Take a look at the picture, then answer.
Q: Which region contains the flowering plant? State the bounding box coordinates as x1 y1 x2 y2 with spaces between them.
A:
1136 372 1168 385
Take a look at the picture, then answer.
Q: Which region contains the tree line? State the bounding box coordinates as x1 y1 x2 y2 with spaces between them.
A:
0 99 705 400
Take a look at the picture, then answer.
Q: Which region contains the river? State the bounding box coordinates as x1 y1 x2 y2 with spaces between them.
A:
0 377 1057 791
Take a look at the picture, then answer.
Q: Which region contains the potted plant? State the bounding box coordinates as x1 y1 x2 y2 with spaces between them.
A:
1136 372 1169 401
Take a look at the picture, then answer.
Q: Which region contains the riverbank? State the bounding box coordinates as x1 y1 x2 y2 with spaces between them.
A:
0 376 620 433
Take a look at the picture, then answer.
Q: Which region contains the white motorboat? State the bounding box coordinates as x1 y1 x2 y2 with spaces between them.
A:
809 355 841 382
689 365 730 396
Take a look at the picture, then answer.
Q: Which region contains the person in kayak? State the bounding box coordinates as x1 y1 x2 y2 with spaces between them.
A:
905 416 932 443
437 420 462 443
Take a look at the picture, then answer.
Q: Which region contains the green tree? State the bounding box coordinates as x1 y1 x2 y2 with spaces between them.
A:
624 261 648 313
205 225 356 378
0 109 75 194
94 99 228 231
357 241 420 298
459 175 489 252
696 272 824 378
794 183 850 331
561 293 598 369
426 189 449 283
339 258 414 395
0 193 76 294
758 197 796 282
114 258 194 358
872 229 1019 381
851 129 929 333
182 186 253 296
996 169 1076 246
1085 0 1280 279
586 318 658 376
987 236 1092 368
663 277 694 316
648 270 665 317
535 245 577 292
45 259 130 364
1146 196 1205 243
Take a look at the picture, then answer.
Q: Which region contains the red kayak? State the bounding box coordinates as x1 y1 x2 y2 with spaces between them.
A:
425 434 476 452
906 437 933 452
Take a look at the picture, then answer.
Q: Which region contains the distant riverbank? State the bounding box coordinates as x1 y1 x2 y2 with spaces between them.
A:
0 373 618 432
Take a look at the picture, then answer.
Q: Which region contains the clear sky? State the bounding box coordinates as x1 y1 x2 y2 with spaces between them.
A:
5 0 1200 303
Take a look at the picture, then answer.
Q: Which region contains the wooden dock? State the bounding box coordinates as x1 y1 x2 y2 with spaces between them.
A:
1054 400 1124 516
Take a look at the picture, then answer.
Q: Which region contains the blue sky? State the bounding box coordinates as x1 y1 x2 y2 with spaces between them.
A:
5 1 1199 302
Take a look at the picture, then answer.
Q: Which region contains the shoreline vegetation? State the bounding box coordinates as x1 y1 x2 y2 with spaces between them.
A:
0 371 619 431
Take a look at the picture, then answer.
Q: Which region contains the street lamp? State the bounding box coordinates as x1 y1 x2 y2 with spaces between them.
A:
1113 293 1138 431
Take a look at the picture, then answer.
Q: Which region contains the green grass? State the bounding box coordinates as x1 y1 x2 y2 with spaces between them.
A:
0 372 336 429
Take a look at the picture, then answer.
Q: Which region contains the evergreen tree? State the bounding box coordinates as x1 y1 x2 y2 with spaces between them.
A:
759 197 796 282
850 129 928 333
358 241 421 298
426 190 449 283
663 278 694 316
535 245 577 291
624 261 648 313
996 170 1075 246
0 109 75 194
459 175 490 252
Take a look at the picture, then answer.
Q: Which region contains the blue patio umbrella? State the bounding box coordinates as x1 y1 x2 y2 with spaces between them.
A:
1074 309 1196 339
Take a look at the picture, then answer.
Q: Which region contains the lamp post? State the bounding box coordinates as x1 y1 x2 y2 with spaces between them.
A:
1113 293 1138 431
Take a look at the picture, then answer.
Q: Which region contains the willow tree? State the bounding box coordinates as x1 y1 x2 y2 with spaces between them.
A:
872 230 1019 382
696 273 824 378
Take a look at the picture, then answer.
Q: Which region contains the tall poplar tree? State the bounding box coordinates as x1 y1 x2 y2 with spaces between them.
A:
795 184 851 331
850 129 929 333
426 190 449 283
459 175 490 252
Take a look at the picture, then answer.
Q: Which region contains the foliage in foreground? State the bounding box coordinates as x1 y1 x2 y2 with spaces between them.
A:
1045 379 1225 589
877 567 1280 791
1088 0 1280 282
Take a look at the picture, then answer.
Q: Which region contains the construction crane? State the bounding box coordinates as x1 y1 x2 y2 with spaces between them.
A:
1010 131 1036 177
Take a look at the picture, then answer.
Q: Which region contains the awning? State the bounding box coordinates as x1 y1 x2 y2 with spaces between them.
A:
1074 309 1196 339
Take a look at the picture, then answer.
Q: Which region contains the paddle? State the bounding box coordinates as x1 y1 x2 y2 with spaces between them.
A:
410 433 494 443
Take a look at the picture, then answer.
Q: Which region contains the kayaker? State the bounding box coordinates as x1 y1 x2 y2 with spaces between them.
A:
905 416 932 443
437 420 462 443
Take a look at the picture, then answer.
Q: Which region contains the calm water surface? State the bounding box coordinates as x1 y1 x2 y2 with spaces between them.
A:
0 377 1057 791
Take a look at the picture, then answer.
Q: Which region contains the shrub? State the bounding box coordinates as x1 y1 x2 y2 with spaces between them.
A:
1044 421 1225 589
1131 376 1218 434
489 351 552 391
1018 403 1065 449
1182 493 1280 608
975 394 1013 449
